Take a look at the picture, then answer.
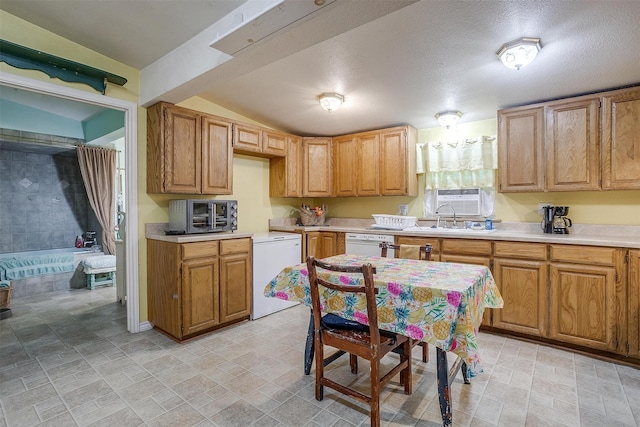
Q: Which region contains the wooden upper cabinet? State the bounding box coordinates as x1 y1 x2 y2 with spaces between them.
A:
333 135 357 196
546 97 600 191
262 130 287 157
147 102 232 195
602 87 640 190
202 115 233 194
380 126 417 196
303 137 333 197
356 132 381 196
233 122 262 154
498 106 545 192
233 122 287 158
269 135 303 197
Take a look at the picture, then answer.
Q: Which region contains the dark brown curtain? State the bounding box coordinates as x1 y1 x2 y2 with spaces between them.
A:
76 145 117 255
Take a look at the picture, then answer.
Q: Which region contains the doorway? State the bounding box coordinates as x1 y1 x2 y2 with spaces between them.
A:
0 72 141 333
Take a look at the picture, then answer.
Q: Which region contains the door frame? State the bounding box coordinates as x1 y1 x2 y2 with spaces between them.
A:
1 72 141 333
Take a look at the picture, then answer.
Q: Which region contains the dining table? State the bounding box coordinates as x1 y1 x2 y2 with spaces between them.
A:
264 254 503 426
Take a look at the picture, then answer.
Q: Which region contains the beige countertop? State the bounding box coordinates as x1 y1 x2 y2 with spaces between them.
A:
145 223 252 243
268 218 640 249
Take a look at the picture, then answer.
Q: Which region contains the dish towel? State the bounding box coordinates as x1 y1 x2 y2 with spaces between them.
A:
399 245 421 260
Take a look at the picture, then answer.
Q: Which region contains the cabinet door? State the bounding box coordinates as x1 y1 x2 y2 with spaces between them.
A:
549 263 619 351
147 239 181 339
356 132 381 196
629 250 640 358
493 258 547 337
262 130 287 157
202 116 233 194
333 135 357 196
219 239 252 323
182 255 219 336
269 135 303 197
164 105 202 194
546 98 600 191
305 232 337 259
498 107 545 192
380 127 413 195
303 137 332 197
602 88 640 190
233 122 262 154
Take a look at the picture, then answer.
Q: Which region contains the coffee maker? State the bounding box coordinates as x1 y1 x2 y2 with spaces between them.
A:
541 205 572 234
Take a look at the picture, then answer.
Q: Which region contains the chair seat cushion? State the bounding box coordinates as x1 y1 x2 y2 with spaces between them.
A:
321 313 369 332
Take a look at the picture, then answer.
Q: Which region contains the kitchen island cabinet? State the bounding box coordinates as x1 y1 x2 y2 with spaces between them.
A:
548 244 626 354
147 237 251 341
147 102 233 195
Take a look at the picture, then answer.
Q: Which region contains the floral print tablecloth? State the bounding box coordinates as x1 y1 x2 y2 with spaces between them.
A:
264 254 503 376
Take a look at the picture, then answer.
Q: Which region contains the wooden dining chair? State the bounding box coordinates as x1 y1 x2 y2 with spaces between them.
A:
379 241 432 363
307 256 412 427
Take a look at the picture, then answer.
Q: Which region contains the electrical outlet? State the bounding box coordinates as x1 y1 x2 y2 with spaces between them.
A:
399 204 409 216
538 203 552 215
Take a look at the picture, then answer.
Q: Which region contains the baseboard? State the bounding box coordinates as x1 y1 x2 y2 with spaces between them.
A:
138 321 153 332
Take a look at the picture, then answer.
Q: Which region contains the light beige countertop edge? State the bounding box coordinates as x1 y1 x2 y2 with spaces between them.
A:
267 225 640 249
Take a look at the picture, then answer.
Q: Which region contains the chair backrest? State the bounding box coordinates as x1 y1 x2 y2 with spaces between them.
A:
306 256 381 342
379 242 432 260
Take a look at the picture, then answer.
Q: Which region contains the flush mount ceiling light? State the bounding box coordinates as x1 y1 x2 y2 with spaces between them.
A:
318 92 344 112
496 37 542 70
435 110 462 129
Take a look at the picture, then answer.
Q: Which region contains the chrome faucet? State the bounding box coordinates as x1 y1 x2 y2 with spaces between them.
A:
436 204 458 228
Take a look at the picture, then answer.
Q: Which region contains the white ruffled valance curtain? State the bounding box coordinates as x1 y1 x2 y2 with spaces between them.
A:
417 136 498 217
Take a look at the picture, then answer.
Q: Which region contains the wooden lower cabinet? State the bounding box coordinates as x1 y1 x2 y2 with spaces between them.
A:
629 250 640 358
548 245 626 353
305 232 339 259
492 242 547 337
147 238 251 341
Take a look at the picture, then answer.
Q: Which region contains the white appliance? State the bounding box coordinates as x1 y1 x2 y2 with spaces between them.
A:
345 233 394 257
252 232 302 319
436 188 481 216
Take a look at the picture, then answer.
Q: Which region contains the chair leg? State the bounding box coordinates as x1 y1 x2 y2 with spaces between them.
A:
403 339 413 395
349 354 358 374
315 332 324 401
421 341 429 363
370 358 381 427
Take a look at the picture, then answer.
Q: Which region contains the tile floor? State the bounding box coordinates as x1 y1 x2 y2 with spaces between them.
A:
1 287 639 427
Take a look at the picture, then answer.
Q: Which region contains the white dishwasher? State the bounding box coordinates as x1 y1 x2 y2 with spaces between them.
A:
252 232 302 319
345 233 394 257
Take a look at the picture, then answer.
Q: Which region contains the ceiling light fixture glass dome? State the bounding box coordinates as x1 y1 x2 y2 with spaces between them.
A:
496 37 542 70
318 92 344 112
435 110 462 128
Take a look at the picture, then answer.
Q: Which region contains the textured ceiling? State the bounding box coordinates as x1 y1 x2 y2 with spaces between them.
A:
2 0 640 136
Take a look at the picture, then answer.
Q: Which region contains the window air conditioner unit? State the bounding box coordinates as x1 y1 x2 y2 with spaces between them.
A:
436 189 481 216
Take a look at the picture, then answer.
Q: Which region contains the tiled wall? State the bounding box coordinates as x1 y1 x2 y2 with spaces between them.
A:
0 147 101 253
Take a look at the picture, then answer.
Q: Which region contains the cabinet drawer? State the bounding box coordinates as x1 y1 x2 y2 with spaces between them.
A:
550 244 616 266
495 241 546 260
396 236 440 253
182 241 218 259
221 238 251 255
441 239 491 256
